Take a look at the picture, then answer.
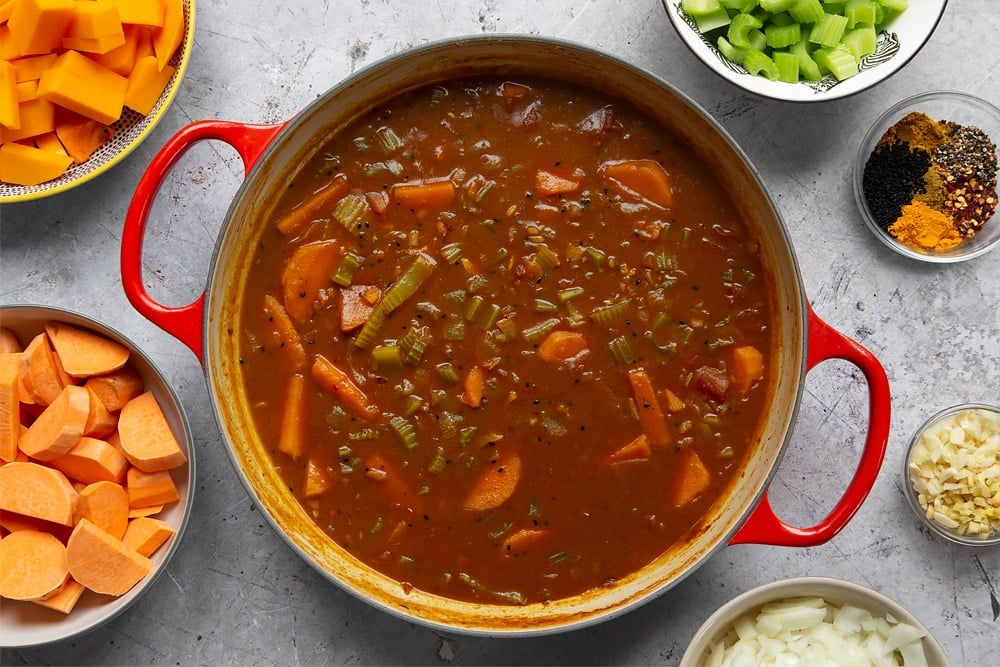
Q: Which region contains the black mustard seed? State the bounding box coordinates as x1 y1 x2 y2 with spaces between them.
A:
862 140 933 230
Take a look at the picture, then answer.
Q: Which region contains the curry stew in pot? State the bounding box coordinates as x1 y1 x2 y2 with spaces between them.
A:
239 77 774 605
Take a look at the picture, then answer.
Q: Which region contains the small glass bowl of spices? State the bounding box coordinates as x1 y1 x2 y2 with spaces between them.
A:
854 91 1000 262
903 403 1000 546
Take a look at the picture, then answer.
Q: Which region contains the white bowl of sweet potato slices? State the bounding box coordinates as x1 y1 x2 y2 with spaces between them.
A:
0 304 194 648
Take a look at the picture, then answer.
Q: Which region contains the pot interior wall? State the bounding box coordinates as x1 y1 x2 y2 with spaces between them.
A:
203 36 807 633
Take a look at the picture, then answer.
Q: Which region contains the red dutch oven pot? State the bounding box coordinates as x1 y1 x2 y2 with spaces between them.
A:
121 36 891 635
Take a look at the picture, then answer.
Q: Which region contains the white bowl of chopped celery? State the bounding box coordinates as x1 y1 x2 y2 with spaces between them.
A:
680 577 950 666
903 404 1000 546
663 0 947 102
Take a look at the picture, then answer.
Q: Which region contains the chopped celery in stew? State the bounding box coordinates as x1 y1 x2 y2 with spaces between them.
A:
239 77 774 605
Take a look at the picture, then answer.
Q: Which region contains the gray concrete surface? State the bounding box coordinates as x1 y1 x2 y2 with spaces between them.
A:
2 1 998 665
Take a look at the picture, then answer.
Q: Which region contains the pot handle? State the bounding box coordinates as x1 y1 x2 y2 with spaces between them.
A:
729 303 891 547
121 120 287 363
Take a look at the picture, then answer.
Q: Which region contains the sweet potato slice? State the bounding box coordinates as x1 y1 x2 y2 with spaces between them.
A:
121 516 174 557
460 365 485 408
66 517 152 596
82 385 117 438
730 344 764 397
392 178 456 211
45 320 130 377
0 328 22 353
117 390 186 472
603 159 673 209
76 481 129 540
261 293 307 373
339 284 378 333
462 453 522 512
312 354 379 421
609 433 652 464
0 530 69 601
49 435 129 484
126 467 179 508
303 457 332 499
537 330 588 363
19 383 90 461
627 367 671 448
84 365 144 412
277 373 306 459
281 239 340 324
275 173 348 237
0 461 79 526
127 504 163 519
32 578 85 614
0 353 20 461
18 332 68 405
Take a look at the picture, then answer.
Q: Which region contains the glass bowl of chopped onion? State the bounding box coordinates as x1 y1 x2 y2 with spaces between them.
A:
903 403 1000 546
854 91 1000 263
680 577 950 666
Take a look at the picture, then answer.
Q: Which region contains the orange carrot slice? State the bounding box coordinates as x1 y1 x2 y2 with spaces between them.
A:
0 529 69 601
45 320 130 377
537 330 588 362
462 453 522 512
730 344 764 397
117 390 186 472
311 354 379 421
75 480 129 540
460 365 485 408
535 169 580 196
19 384 90 461
392 178 456 211
603 159 673 209
261 294 307 373
609 433 652 464
277 373 306 459
672 449 711 507
66 517 152 596
275 173 349 237
0 461 79 525
627 367 671 448
281 239 340 324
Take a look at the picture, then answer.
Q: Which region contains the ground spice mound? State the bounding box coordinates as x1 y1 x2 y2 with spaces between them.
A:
862 111 999 252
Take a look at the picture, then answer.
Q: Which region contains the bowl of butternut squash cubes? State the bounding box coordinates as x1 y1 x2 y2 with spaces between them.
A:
0 305 194 648
0 0 194 202
662 0 946 102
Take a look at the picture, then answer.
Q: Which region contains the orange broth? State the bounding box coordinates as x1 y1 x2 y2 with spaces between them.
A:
238 77 774 605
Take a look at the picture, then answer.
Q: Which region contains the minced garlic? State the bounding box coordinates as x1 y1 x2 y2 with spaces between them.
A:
907 407 1000 539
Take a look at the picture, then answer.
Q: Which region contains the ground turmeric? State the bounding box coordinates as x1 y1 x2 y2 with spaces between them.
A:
889 200 963 251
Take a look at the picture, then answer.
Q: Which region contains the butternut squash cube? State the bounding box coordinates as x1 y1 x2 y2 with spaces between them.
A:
66 0 123 40
55 116 112 163
90 24 142 76
37 50 127 125
7 0 76 57
124 55 173 116
0 97 55 143
34 131 70 157
62 32 128 55
0 62 18 130
0 141 73 186
16 80 38 103
0 25 19 61
152 0 183 71
11 54 58 84
116 0 164 27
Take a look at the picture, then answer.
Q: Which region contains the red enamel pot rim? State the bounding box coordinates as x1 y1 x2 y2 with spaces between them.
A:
120 34 891 635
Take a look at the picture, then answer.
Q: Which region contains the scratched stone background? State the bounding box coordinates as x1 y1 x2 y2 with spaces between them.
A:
2 1 998 665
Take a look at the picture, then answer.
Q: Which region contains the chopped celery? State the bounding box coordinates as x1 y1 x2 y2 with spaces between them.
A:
371 344 402 371
399 326 430 365
717 36 749 64
773 50 800 82
354 253 436 348
809 12 848 47
464 295 484 322
788 0 824 23
333 194 370 234
557 286 584 302
480 303 501 330
743 49 780 80
428 446 448 474
790 36 823 81
842 26 877 60
845 0 876 28
813 44 859 80
682 0 732 33
443 318 465 341
522 318 560 343
760 0 797 10
728 13 763 49
608 336 636 365
440 242 463 264
375 127 401 154
331 252 363 287
747 28 767 52
769 11 794 26
765 22 800 48
876 0 908 26
534 298 558 312
589 300 630 325
389 415 418 449
435 362 460 384
721 0 758 12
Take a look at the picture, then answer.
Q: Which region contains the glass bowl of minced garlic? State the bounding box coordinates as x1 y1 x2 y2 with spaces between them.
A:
854 91 1000 262
903 403 1000 546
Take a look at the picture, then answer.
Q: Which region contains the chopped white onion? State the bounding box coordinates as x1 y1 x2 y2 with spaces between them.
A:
703 596 929 666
